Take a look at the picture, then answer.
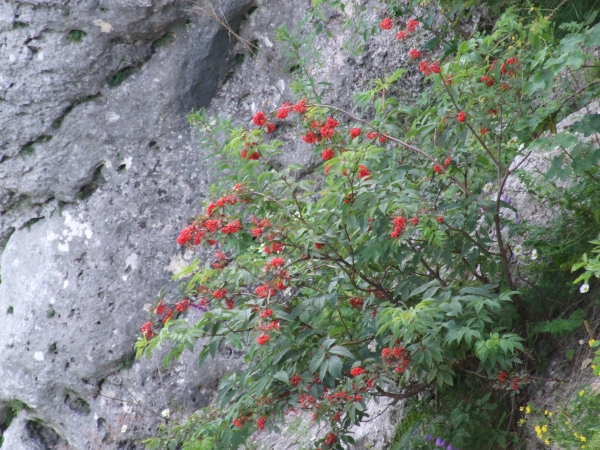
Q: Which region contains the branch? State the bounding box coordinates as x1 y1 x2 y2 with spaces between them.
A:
310 103 472 196
440 77 505 171
443 222 500 256
375 381 431 400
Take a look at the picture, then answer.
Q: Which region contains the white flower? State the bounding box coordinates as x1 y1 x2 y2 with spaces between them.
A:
483 182 493 193
161 409 170 419
513 244 523 256
518 143 525 152
531 249 538 260
580 283 590 293
121 425 128 433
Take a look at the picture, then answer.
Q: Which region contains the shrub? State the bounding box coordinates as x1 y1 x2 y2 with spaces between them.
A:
137 3 600 448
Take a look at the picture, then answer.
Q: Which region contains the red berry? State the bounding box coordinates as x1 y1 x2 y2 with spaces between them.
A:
321 148 334 160
257 416 266 432
302 132 319 145
406 19 419 33
141 321 153 339
351 367 366 377
358 165 370 179
350 128 362 139
409 48 422 59
325 433 337 445
256 334 270 345
253 111 267 127
396 30 408 41
213 289 227 298
277 102 292 119
293 98 307 114
380 17 393 30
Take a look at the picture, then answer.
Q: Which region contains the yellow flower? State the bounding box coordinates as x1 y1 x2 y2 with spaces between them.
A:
544 410 549 415
589 339 596 347
526 405 531 414
575 432 580 438
535 426 543 438
542 425 548 433
545 439 550 445
548 412 553 417
579 390 585 396
520 406 524 411
581 436 587 442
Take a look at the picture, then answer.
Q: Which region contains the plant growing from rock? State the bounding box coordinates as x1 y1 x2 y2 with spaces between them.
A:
138 3 600 449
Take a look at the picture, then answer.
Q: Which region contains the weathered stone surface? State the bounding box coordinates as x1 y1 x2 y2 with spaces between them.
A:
0 0 254 448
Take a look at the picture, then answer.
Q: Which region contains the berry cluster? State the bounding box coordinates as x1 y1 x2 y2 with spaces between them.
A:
256 284 276 298
419 60 441 76
379 17 419 40
391 216 407 238
496 371 529 391
349 297 364 308
256 334 270 345
382 345 410 373
252 98 308 144
358 165 371 179
350 366 366 377
240 142 261 160
176 190 251 246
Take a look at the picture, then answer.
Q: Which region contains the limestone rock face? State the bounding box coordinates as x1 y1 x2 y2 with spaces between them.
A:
0 0 254 448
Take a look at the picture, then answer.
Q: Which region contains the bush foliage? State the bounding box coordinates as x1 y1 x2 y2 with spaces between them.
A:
137 1 600 448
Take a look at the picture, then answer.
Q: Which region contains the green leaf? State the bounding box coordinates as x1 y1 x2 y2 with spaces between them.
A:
273 370 290 385
423 37 441 50
328 356 343 379
319 359 329 382
309 349 326 372
522 69 554 94
329 345 356 359
475 155 490 166
570 114 600 137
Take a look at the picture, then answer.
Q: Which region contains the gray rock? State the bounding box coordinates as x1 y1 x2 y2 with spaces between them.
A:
0 0 254 448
